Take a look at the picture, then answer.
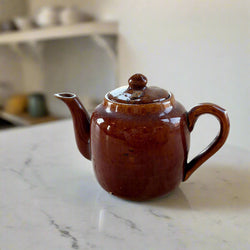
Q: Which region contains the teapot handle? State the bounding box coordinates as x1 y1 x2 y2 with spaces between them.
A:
183 103 230 181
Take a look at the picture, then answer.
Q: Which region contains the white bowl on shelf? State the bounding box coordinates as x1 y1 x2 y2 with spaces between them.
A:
35 6 60 28
13 17 33 31
59 7 83 25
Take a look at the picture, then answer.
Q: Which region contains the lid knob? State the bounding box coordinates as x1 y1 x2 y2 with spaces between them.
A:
128 73 147 90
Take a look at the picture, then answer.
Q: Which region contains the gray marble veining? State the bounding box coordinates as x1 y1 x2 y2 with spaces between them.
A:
0 120 249 250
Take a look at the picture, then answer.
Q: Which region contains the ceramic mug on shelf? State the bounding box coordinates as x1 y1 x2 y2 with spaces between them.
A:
28 93 48 117
4 94 28 114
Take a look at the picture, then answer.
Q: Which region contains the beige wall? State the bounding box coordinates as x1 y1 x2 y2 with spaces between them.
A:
0 0 28 21
0 0 28 97
0 46 23 94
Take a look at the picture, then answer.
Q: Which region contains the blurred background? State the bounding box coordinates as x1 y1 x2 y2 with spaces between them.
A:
0 0 249 153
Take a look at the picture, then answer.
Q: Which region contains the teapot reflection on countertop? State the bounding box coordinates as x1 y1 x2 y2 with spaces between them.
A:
55 73 230 201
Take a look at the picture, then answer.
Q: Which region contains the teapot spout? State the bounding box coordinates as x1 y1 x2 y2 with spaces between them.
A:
54 93 91 160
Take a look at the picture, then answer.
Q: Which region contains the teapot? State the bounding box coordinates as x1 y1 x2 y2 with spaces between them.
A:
55 73 230 201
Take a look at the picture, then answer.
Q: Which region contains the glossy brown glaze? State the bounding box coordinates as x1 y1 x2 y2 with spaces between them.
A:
91 93 190 200
54 93 91 160
128 73 148 89
54 73 230 201
108 73 170 104
184 103 230 181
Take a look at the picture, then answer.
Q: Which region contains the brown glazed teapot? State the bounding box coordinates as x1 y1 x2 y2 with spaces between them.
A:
55 73 230 201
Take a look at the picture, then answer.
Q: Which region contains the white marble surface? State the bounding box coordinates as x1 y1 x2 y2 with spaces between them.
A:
0 120 249 250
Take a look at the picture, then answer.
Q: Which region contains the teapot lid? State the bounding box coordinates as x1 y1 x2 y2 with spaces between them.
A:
107 73 170 104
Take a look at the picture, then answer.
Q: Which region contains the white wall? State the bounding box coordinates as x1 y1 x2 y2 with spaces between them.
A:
0 0 28 21
0 46 24 94
28 0 249 151
0 0 27 103
42 37 116 117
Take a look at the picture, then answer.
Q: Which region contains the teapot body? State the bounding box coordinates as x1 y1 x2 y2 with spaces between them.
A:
55 74 230 201
91 93 189 200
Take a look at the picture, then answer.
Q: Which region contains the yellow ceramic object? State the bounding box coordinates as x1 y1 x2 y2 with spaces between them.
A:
4 94 28 114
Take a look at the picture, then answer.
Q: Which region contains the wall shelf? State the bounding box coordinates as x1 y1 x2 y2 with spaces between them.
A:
0 22 118 122
0 22 118 45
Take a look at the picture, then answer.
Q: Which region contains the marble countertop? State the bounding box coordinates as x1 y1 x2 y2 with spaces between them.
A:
1 120 249 250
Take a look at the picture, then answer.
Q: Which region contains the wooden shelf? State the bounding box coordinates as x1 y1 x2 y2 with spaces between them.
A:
0 22 118 45
0 110 59 126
